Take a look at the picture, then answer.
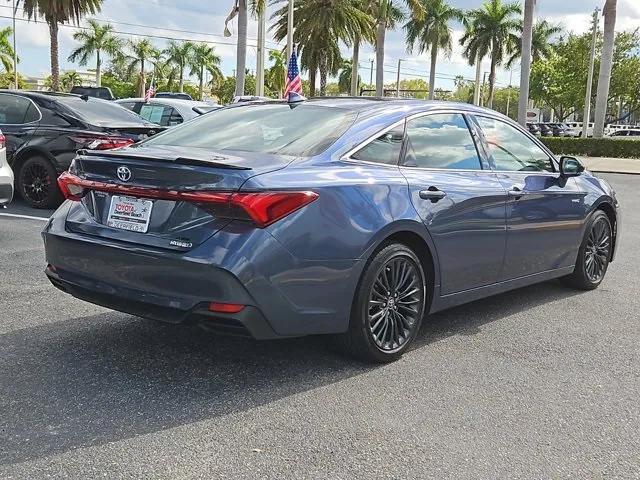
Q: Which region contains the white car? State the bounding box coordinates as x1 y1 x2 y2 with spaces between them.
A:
115 98 221 127
0 129 13 206
608 128 640 139
566 121 594 137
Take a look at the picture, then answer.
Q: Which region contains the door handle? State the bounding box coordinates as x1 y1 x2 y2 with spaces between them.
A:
507 186 526 198
419 187 446 202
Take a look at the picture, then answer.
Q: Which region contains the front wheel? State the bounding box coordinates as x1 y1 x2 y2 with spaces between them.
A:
561 210 612 290
336 243 427 363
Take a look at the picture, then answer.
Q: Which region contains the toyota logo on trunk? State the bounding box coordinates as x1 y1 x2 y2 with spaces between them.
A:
117 166 132 182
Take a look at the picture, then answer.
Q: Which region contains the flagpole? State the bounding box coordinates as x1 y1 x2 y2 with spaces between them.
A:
286 0 294 61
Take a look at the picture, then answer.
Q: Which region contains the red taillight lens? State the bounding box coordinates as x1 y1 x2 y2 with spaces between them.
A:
0 133 6 149
208 302 245 314
57 172 319 227
70 135 135 150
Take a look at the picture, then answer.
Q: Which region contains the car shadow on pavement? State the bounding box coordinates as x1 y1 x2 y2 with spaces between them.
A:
0 280 585 466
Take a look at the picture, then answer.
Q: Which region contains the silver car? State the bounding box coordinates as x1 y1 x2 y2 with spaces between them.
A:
115 98 221 127
0 129 13 206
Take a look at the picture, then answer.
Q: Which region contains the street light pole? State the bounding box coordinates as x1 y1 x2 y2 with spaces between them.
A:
582 7 600 138
12 0 17 89
518 0 535 126
286 0 294 61
395 59 403 97
506 68 513 117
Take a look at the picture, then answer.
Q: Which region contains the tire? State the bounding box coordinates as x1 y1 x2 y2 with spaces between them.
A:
561 210 612 290
335 243 427 363
17 156 63 209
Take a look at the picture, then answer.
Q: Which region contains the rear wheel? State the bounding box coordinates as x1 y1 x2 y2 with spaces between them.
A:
17 156 63 209
336 243 427 363
561 210 612 290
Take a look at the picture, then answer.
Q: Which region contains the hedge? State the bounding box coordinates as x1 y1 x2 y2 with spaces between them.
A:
540 137 640 159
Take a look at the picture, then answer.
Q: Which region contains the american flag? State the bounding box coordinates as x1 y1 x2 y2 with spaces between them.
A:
144 79 155 102
284 48 302 97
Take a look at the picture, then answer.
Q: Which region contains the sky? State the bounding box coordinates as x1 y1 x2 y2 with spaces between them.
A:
1 0 640 90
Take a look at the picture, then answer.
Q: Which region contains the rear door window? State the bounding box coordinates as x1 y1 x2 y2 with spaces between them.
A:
0 94 40 124
402 113 482 170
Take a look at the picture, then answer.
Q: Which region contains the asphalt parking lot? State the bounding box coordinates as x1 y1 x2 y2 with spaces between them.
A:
1 173 638 479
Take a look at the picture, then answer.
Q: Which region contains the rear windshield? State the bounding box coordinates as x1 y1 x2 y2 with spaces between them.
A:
70 87 113 100
142 103 357 157
56 96 149 126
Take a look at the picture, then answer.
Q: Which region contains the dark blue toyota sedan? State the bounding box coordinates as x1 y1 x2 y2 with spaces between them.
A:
43 98 620 362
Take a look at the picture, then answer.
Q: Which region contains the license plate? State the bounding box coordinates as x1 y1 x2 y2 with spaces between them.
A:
107 196 153 233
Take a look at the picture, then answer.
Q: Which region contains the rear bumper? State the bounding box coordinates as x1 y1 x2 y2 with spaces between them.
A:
45 265 279 339
0 157 13 206
43 202 363 339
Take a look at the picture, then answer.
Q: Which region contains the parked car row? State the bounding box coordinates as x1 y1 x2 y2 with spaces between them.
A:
527 122 580 137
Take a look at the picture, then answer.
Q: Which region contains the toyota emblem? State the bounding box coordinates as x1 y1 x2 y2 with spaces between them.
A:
117 166 132 182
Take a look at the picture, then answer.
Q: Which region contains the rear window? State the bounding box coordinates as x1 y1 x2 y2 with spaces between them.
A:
142 103 357 157
56 96 149 126
70 87 113 100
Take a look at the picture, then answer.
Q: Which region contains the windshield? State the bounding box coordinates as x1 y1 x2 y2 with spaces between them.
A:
56 96 151 126
142 103 357 157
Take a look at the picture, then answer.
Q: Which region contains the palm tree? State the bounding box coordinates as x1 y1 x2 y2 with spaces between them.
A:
22 0 102 91
123 39 159 97
459 0 521 108
404 0 463 100
271 0 373 96
60 70 81 91
0 27 17 73
594 0 618 138
67 20 121 87
165 40 194 93
373 1 415 97
226 0 266 97
267 50 286 98
517 0 535 125
338 58 357 93
506 19 562 68
460 14 485 105
189 43 222 100
348 0 376 96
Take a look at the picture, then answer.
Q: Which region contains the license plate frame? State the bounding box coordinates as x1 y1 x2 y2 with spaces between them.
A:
107 195 154 233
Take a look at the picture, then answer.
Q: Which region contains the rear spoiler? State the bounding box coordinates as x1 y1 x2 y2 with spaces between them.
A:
77 149 252 170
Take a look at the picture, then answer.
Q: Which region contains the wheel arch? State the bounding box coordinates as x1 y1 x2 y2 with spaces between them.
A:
594 201 618 261
12 146 59 176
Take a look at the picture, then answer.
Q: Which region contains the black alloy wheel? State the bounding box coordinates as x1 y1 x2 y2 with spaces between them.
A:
18 156 63 209
561 210 612 290
336 243 427 363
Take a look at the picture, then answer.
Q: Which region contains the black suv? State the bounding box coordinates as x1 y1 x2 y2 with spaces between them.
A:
0 90 162 208
70 86 115 101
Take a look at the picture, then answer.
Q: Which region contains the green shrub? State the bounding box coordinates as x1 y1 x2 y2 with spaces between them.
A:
541 137 640 159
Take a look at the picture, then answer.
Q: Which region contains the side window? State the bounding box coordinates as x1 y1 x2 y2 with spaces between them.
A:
0 94 40 124
138 104 165 125
162 107 183 127
118 102 137 111
34 99 71 126
351 125 404 165
402 113 482 170
476 116 555 172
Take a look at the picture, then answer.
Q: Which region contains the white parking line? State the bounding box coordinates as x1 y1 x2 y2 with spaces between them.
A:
0 212 49 222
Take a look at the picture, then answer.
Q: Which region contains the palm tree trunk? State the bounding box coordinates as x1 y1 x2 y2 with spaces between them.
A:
350 36 360 96
375 20 386 97
48 20 60 91
518 0 534 126
235 0 248 97
594 0 617 138
96 49 101 87
179 65 184 93
319 55 328 96
488 50 498 108
137 59 145 98
199 66 204 100
473 56 482 105
309 67 317 98
428 42 438 100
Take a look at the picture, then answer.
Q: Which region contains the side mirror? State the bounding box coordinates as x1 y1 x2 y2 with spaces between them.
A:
560 156 585 177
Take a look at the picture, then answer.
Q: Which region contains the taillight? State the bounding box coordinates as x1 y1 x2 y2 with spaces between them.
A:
0 133 5 149
70 134 134 150
57 171 318 227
